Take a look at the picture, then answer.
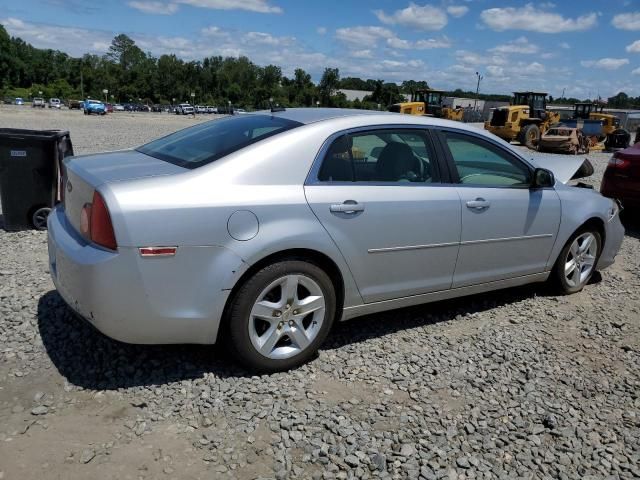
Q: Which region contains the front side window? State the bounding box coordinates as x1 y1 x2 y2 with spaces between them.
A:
137 115 302 169
443 132 531 187
318 129 439 183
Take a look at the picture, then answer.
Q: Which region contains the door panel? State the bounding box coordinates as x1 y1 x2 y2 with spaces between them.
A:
305 185 461 303
437 129 561 288
453 187 560 287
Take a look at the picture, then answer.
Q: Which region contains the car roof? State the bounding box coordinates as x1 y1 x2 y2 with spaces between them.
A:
259 107 485 133
261 108 395 125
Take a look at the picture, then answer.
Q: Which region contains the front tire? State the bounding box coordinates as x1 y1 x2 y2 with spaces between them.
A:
226 260 336 372
520 124 540 150
552 227 601 294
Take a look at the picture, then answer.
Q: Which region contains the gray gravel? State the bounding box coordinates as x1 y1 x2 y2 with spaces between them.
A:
1 106 639 479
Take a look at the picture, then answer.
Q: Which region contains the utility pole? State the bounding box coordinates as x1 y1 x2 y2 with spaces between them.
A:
474 72 483 111
80 69 84 99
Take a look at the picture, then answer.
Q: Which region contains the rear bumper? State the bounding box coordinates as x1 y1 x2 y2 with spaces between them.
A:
47 206 245 344
597 211 625 270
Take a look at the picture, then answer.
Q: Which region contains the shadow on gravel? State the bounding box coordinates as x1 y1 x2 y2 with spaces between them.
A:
325 281 558 351
39 279 557 389
621 210 640 240
37 291 252 389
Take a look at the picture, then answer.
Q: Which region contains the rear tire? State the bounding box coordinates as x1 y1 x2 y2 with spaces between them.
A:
552 227 601 294
226 260 336 372
520 124 540 150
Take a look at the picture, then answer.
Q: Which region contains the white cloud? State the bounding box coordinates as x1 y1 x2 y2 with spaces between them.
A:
244 31 295 47
414 37 452 49
632 67 640 75
626 40 640 53
127 1 178 14
1 17 114 56
486 65 504 77
612 12 640 30
480 4 597 33
374 3 448 31
581 58 630 70
128 0 282 15
350 50 373 59
316 27 327 35
387 36 451 50
489 37 539 54
335 26 394 47
559 42 570 49
446 5 468 18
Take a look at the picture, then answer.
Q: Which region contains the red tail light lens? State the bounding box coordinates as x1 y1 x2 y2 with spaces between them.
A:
80 191 117 250
90 191 117 250
608 153 631 169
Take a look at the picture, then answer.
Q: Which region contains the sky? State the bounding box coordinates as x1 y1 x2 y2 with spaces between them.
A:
2 0 640 98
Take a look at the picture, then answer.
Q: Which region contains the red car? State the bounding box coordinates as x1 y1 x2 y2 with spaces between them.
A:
601 142 640 209
105 103 114 113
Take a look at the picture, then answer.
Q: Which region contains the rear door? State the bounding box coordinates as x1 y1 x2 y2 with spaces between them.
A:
435 129 561 288
304 127 461 303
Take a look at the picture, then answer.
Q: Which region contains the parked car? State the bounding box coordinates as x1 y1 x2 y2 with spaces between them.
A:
195 105 208 114
105 103 114 113
14 97 24 105
47 109 624 372
114 104 125 111
601 142 640 209
68 99 83 110
83 99 106 115
538 127 589 155
175 103 194 115
32 97 46 108
207 106 217 114
49 98 62 109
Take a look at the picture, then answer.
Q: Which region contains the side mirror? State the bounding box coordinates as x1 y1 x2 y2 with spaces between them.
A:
532 168 555 188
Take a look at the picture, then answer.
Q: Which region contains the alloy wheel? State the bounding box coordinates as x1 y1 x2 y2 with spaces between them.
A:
248 274 325 360
564 232 597 288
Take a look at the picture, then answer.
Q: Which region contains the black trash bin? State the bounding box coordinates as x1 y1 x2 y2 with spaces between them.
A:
0 129 74 231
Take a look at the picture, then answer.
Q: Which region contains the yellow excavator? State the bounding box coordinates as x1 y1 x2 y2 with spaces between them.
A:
389 89 464 121
485 92 560 150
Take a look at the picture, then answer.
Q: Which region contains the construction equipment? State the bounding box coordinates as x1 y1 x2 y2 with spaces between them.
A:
485 92 560 150
557 103 630 151
389 89 464 121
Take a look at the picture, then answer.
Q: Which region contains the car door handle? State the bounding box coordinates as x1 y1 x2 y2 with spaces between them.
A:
330 201 364 214
466 198 490 211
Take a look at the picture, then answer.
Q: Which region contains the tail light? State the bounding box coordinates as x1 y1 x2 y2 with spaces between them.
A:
80 191 117 250
608 152 632 170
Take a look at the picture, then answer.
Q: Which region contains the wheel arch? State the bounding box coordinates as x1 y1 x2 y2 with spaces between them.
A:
219 248 346 339
552 216 606 270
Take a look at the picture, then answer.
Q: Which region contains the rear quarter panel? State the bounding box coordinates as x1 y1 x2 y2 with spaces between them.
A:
103 124 365 309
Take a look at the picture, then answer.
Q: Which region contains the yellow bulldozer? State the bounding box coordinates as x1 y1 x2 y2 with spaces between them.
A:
485 92 560 150
389 89 463 121
571 102 629 149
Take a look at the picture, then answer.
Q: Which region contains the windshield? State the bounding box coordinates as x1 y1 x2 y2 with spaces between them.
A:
137 114 302 169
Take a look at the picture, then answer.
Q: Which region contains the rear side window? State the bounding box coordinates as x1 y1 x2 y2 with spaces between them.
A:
137 115 302 169
318 129 439 183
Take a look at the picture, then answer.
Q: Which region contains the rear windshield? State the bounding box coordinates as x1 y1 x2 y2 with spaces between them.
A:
136 114 302 169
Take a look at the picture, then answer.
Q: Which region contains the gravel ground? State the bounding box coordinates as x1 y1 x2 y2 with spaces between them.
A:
1 106 639 480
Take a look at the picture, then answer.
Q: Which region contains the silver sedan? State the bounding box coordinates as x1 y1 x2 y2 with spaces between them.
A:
48 109 624 372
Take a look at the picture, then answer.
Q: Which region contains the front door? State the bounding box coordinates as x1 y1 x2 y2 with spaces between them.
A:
437 130 561 288
304 128 461 303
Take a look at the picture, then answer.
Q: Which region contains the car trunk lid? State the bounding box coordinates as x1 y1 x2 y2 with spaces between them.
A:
62 149 186 235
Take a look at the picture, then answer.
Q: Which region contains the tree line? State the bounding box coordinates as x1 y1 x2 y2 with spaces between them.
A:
1 24 638 109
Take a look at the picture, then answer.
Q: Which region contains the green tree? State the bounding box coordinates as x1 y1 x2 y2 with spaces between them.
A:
319 67 340 106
